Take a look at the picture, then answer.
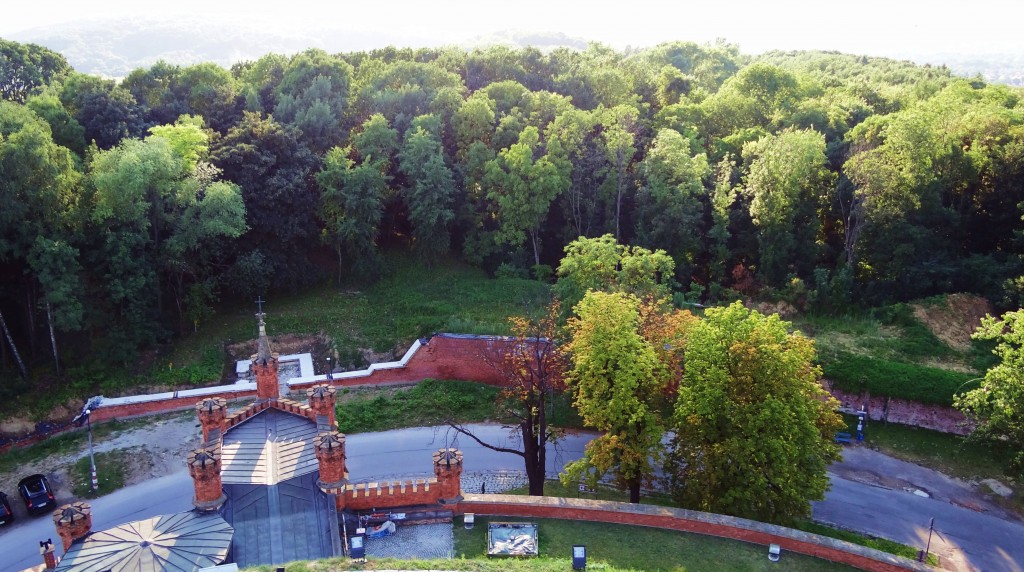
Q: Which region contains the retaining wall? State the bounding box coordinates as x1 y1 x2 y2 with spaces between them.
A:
454 495 932 572
0 334 508 454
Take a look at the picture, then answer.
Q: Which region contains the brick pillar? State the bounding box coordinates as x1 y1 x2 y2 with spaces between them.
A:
195 397 227 444
40 538 57 569
252 354 280 400
306 384 337 429
314 431 347 492
52 502 91 553
433 448 463 503
188 447 226 511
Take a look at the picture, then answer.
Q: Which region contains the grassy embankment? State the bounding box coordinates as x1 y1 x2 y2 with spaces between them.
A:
242 515 858 572
3 255 550 419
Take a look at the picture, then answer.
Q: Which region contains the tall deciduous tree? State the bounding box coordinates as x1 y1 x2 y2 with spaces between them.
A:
599 105 639 240
956 310 1024 475
450 300 566 496
742 128 833 286
398 116 455 262
635 128 710 279
485 125 569 267
211 112 318 291
0 100 82 374
274 49 353 153
562 291 671 503
553 234 675 314
317 146 387 279
0 39 71 103
666 302 843 524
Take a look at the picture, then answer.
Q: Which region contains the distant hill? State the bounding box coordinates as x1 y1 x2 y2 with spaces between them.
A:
6 17 1021 85
6 19 590 78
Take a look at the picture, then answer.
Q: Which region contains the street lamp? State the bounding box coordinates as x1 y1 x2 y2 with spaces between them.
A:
74 396 102 492
326 356 333 381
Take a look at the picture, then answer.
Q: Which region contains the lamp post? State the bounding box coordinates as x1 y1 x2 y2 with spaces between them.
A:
75 396 101 493
85 408 97 491
326 356 333 381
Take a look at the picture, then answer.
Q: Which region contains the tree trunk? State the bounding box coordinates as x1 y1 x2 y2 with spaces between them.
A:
529 230 541 268
45 301 60 378
521 413 545 496
0 309 28 379
628 479 641 504
614 155 625 241
336 245 344 285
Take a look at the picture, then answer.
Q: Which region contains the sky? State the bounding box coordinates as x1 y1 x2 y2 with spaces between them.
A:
2 0 1023 58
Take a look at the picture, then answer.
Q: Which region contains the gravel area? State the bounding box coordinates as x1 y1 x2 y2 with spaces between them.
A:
0 411 200 522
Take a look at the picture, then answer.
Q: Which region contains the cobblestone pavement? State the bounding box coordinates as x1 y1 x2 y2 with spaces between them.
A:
365 522 454 559
359 471 529 561
461 470 529 494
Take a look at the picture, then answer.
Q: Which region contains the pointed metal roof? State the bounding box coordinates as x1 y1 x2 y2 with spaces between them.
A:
221 408 319 486
54 512 233 572
255 311 272 364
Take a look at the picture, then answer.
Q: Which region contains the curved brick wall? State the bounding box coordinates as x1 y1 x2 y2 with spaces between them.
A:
454 495 932 572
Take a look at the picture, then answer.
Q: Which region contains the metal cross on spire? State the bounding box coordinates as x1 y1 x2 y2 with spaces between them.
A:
254 296 272 362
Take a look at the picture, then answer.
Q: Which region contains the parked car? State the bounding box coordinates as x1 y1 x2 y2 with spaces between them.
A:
18 474 56 515
0 491 13 525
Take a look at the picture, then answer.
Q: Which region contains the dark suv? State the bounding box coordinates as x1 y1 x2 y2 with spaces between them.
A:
0 491 13 525
18 474 56 515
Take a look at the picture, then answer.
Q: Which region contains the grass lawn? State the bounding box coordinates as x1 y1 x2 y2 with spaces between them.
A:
453 516 855 572
242 517 856 571
334 379 583 434
71 448 129 498
844 414 1010 481
168 254 550 369
0 417 139 475
507 480 931 565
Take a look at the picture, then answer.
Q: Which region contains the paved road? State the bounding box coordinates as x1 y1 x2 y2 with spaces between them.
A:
3 424 596 572
814 446 1024 572
815 475 1024 572
5 425 1024 572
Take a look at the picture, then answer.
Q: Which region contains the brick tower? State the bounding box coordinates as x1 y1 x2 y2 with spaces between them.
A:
314 431 347 489
195 397 227 445
306 384 337 429
52 502 91 552
188 447 226 511
250 306 279 401
433 448 463 504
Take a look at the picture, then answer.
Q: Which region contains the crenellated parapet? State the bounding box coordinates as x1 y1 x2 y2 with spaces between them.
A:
195 397 227 445
188 447 226 511
53 502 92 553
306 384 337 429
433 448 464 503
342 477 439 510
324 448 464 511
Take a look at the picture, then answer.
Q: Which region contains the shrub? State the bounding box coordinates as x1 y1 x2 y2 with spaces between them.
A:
822 351 977 406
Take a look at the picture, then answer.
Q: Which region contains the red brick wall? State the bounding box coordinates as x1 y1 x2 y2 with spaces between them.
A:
89 390 258 424
2 336 516 454
454 496 929 572
343 478 443 510
295 335 510 389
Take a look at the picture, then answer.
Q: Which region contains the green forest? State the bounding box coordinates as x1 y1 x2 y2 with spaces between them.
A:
2 38 1023 386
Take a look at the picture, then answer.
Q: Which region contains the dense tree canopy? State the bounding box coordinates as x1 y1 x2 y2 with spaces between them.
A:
665 302 843 524
2 37 1024 378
